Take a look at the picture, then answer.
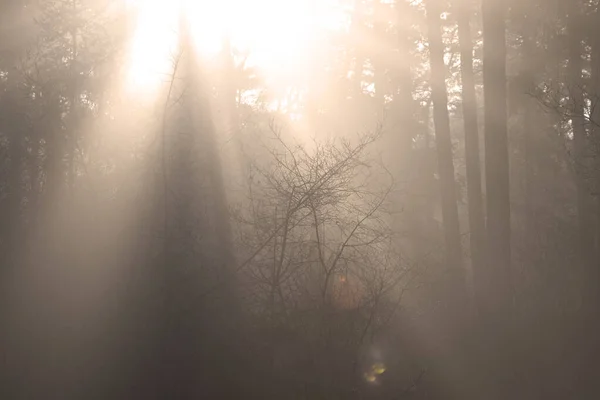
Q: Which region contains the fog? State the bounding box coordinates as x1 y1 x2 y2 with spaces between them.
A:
1 0 600 399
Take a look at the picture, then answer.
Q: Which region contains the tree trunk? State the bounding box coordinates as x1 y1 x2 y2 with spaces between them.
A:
567 8 594 267
481 0 513 396
456 0 485 308
426 3 473 397
0 77 22 266
521 18 537 248
584 22 600 396
482 0 512 317
588 6 600 313
372 0 388 114
426 0 464 279
390 0 420 253
0 65 25 399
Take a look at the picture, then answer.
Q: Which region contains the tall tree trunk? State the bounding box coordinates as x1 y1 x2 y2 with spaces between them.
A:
567 7 594 267
482 0 512 317
588 6 600 313
481 0 513 396
426 0 464 280
521 18 537 248
395 0 416 169
372 0 388 114
390 0 418 249
0 67 24 399
456 0 485 307
350 0 367 99
585 20 600 396
0 77 22 266
67 27 79 195
426 3 472 397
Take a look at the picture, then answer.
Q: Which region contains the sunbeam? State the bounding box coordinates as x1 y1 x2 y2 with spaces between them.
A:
125 0 346 91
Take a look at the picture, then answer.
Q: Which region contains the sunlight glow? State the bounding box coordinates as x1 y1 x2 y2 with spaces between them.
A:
126 0 346 91
126 0 179 91
188 0 313 65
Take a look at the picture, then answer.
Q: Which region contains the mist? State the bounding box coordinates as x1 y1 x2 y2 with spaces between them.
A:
1 0 600 399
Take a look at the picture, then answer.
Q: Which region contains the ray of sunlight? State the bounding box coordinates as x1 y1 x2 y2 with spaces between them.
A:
125 0 347 93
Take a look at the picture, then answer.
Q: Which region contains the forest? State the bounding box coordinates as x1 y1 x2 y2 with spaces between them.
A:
1 0 600 398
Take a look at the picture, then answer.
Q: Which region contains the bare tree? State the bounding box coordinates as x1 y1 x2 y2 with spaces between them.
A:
231 123 415 398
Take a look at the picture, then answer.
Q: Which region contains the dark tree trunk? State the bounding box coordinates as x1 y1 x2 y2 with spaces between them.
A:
482 0 512 318
567 8 594 267
426 0 464 280
586 30 600 398
481 0 513 396
456 0 485 308
0 80 23 265
521 20 537 246
424 2 473 398
586 4 600 318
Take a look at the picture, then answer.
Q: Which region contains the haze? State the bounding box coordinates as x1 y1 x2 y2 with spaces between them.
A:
1 0 599 399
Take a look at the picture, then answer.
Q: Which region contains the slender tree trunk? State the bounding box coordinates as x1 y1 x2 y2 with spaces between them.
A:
351 0 367 99
521 19 537 246
481 0 513 396
42 104 65 213
0 67 24 399
567 9 594 267
0 79 22 264
395 2 416 167
588 8 600 310
372 0 387 113
426 0 464 278
482 0 511 317
426 4 473 397
389 0 418 247
67 25 79 195
456 0 485 307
